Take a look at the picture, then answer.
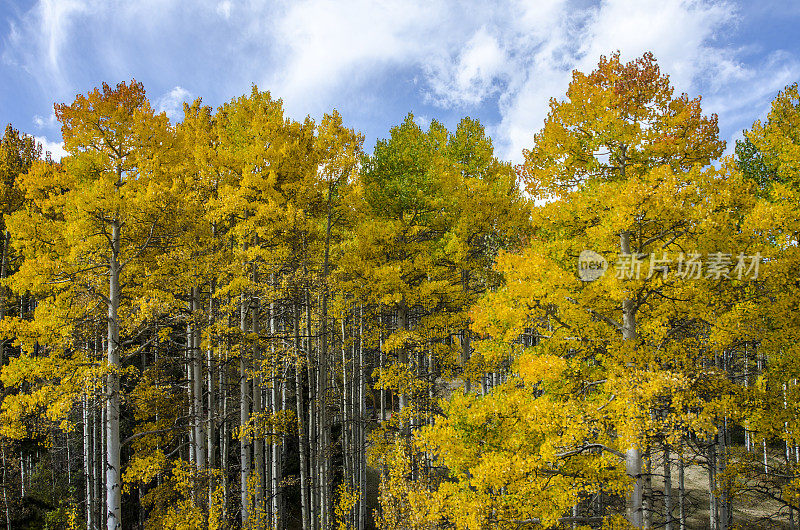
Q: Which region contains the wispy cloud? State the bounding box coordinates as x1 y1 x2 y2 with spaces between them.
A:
24 0 93 92
33 112 57 129
267 0 445 114
216 1 232 20
423 26 510 108
35 135 67 161
156 86 193 122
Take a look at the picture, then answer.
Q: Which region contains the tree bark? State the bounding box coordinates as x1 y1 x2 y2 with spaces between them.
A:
1 443 9 530
239 293 251 525
207 280 216 511
270 294 282 528
397 303 408 424
679 440 685 530
106 220 122 530
621 230 643 528
191 287 207 471
358 305 366 530
221 312 230 519
305 296 318 529
379 311 386 424
665 443 672 530
295 299 311 530
341 316 351 481
84 395 94 530
708 438 718 530
319 182 334 530
0 230 8 369
461 270 471 393
252 273 265 521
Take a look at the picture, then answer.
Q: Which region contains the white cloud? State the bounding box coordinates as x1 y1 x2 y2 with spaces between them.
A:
269 0 446 115
156 86 193 123
4 0 798 163
484 0 752 160
33 112 57 129
413 114 431 129
424 27 510 107
35 136 68 161
216 1 232 20
34 0 94 91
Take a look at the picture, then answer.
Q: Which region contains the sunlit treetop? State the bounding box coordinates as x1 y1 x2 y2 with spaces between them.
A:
522 51 725 199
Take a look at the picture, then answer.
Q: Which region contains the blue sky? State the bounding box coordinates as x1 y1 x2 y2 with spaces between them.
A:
1 0 799 163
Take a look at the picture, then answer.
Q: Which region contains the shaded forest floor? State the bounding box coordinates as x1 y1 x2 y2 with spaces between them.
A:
647 446 792 529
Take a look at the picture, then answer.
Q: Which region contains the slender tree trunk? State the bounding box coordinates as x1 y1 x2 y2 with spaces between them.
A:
358 305 366 530
221 314 230 520
270 294 281 528
305 296 318 530
719 422 729 530
679 444 686 529
341 316 351 496
188 354 195 466
621 230 643 528
1 443 9 530
665 443 672 530
758 354 768 474
240 293 251 526
319 186 334 530
252 272 265 522
84 395 94 530
461 270 471 393
0 230 8 370
0 445 8 530
295 299 310 530
207 280 216 511
379 311 385 424
744 343 751 451
788 382 795 529
280 348 288 527
191 287 207 472
95 386 102 529
0 230 7 530
19 456 24 499
708 439 718 530
106 220 122 530
397 303 408 423
644 448 652 529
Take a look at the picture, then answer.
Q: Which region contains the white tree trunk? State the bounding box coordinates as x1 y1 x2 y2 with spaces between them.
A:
192 288 206 471
270 296 281 528
207 281 216 510
679 441 685 530
398 304 408 421
358 305 366 530
106 220 122 530
665 443 672 530
252 287 265 520
239 294 251 525
294 300 310 530
621 230 643 528
84 395 94 530
1 443 9 530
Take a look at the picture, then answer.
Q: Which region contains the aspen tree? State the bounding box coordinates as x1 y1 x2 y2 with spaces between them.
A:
6 81 179 529
410 53 756 528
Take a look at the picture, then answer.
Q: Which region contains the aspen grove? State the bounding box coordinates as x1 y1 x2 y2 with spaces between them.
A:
1 53 799 529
